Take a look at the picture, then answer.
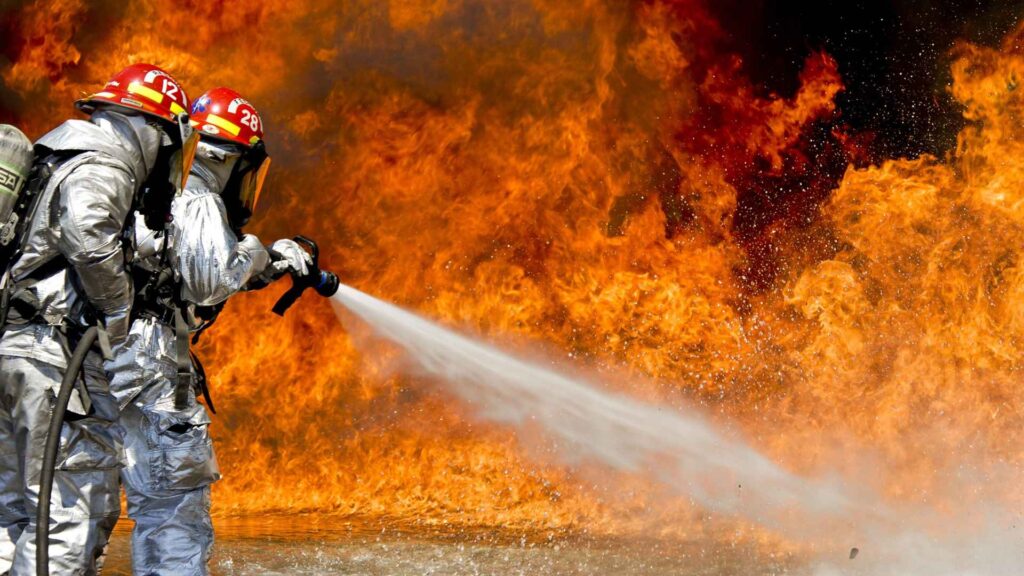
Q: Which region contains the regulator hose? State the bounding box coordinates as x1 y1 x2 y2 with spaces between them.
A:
36 326 97 576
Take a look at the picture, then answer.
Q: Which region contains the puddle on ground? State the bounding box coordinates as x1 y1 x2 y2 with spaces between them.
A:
100 515 805 575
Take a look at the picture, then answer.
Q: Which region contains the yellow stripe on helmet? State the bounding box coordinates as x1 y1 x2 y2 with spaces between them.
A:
128 82 165 105
170 102 185 116
205 113 241 136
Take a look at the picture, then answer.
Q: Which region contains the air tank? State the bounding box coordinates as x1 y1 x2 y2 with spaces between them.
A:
0 124 33 246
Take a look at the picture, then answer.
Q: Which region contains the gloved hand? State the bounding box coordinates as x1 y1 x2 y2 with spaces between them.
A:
258 238 313 284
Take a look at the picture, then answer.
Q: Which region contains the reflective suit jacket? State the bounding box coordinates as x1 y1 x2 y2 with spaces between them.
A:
108 170 270 408
169 176 271 308
0 111 161 368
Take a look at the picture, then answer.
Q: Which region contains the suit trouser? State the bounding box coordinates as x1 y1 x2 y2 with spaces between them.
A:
0 354 121 576
107 317 219 576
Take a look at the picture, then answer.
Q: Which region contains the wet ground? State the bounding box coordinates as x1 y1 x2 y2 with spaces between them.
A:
101 516 804 575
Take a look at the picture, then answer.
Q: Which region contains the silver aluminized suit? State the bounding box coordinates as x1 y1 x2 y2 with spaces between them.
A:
0 111 163 575
106 144 273 576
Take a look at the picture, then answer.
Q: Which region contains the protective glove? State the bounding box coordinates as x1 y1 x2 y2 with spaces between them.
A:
258 238 313 284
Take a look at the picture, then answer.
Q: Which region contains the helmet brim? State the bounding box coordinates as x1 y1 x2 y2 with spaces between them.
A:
76 93 182 125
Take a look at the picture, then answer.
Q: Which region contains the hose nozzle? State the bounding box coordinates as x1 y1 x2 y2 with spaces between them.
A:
314 269 340 298
272 235 339 316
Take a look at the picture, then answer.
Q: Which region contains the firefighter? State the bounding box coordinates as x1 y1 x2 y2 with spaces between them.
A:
0 63 195 575
106 86 310 575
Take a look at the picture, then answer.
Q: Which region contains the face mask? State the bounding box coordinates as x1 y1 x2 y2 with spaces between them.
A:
138 143 177 231
148 113 199 194
135 113 199 231
223 140 271 228
237 146 270 214
170 113 199 192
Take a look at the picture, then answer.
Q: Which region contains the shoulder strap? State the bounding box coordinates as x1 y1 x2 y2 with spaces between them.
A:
173 305 192 410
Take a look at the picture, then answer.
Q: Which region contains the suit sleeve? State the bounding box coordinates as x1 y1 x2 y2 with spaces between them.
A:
56 163 135 333
171 190 270 307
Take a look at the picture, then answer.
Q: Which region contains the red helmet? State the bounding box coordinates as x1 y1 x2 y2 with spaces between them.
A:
190 87 271 215
189 87 264 147
76 63 190 124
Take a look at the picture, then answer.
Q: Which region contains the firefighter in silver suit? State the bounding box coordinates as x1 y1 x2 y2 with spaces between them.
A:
0 64 195 576
106 87 310 576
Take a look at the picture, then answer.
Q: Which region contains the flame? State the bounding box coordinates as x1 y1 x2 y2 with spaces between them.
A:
1 0 1021 542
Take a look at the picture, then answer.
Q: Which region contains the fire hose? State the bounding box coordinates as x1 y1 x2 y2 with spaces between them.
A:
36 237 337 574
36 326 97 576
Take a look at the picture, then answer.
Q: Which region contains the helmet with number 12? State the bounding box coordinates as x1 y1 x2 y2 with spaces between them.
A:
75 63 198 190
76 62 190 124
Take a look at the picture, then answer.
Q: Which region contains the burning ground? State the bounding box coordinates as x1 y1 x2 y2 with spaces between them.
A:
2 0 1024 561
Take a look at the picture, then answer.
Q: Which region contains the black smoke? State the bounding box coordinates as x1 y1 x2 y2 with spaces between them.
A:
713 0 1024 159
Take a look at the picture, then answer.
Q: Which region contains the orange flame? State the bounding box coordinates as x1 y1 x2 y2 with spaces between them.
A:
1 0 1020 542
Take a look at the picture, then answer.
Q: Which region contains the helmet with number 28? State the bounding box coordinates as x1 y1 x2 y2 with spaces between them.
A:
189 87 264 147
189 87 271 216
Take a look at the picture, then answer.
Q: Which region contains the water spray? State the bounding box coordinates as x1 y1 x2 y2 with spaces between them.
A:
330 284 862 531
329 284 1024 575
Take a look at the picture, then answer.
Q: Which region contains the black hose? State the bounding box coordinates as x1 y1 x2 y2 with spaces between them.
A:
36 326 97 576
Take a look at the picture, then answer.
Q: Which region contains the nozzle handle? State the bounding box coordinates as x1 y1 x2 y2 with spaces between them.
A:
272 283 305 316
293 235 319 267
